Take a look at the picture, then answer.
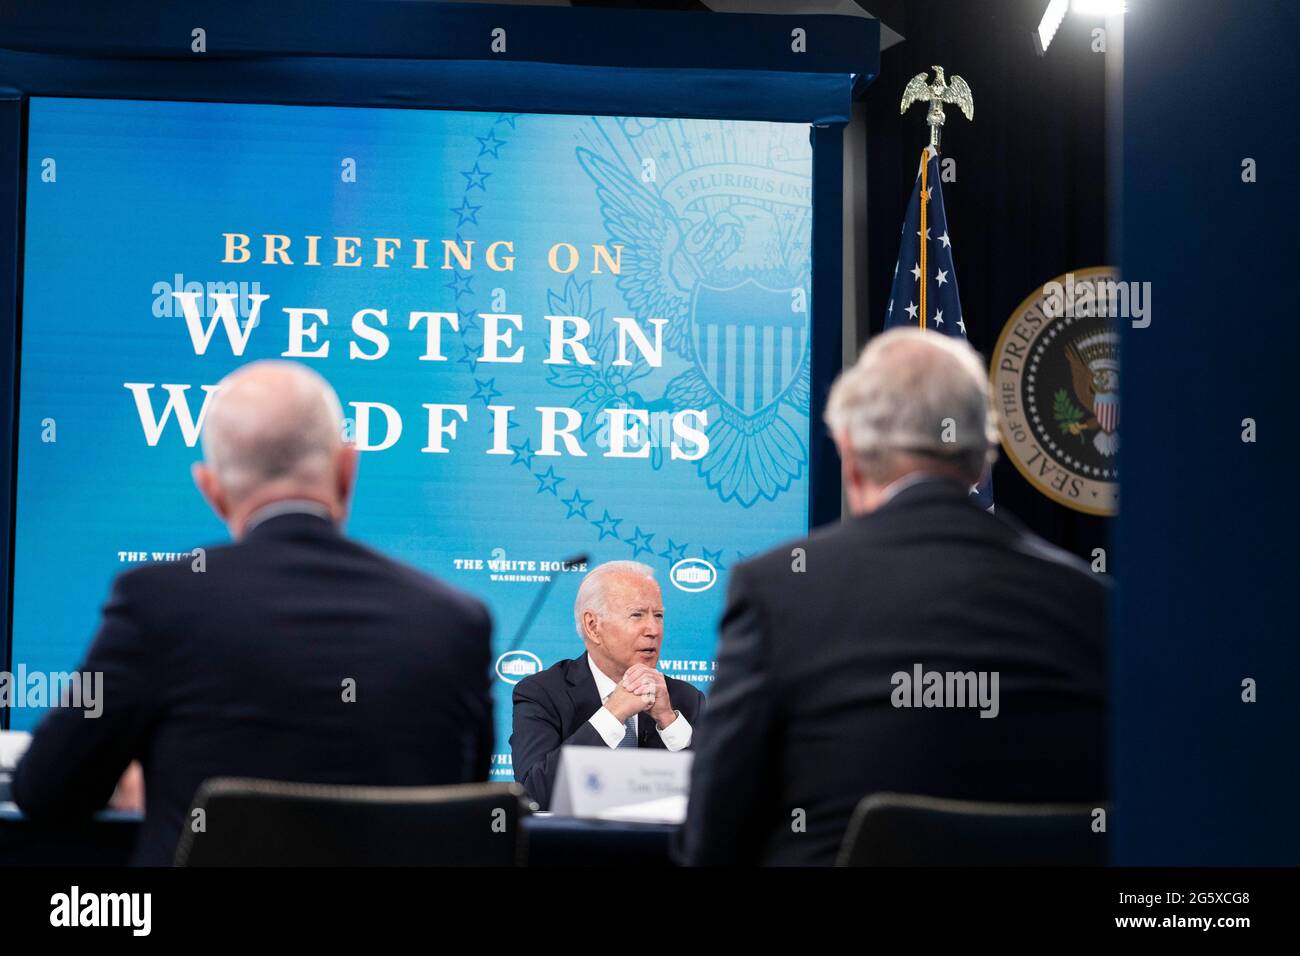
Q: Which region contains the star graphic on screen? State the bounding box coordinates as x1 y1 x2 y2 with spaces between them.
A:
450 198 481 227
658 539 688 564
734 550 749 564
510 439 536 468
461 163 491 192
624 527 655 558
471 378 502 404
563 489 593 520
457 343 480 371
593 511 623 541
458 307 479 331
534 466 564 496
446 271 474 298
496 113 521 129
476 130 506 159
702 548 726 570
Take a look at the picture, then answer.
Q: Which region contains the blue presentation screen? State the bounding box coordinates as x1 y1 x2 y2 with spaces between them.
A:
12 97 814 773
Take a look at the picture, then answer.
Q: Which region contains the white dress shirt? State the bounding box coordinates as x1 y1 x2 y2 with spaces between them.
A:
586 655 692 751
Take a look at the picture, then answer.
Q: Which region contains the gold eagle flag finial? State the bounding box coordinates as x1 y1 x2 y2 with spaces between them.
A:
900 65 974 152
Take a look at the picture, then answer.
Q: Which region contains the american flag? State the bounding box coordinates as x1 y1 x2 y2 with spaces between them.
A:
883 145 993 510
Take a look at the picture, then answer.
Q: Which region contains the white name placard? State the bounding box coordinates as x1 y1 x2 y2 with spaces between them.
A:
551 746 693 823
0 731 32 770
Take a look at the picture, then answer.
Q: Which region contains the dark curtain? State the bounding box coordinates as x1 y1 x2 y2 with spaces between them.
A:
864 0 1110 562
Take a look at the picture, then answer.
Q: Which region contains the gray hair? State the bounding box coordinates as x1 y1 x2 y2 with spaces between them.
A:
200 360 345 503
574 560 656 639
824 328 998 484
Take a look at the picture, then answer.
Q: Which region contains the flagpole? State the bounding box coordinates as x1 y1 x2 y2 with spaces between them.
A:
918 148 929 331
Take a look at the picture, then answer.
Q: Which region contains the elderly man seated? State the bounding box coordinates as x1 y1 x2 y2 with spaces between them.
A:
510 560 706 809
13 360 494 865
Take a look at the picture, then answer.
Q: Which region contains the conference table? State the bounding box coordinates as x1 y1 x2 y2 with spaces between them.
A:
0 798 678 867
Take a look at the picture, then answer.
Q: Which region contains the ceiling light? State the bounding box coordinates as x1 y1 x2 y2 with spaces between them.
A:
1035 0 1069 55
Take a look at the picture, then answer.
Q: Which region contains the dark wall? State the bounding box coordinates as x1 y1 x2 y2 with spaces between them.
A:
864 0 1110 561
1115 0 1300 865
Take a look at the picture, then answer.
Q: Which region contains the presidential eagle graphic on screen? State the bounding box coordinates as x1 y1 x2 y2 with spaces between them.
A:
574 118 812 508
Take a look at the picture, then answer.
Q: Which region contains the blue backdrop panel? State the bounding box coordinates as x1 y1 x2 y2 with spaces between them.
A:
1115 0 1300 864
0 2 877 710
11 97 816 777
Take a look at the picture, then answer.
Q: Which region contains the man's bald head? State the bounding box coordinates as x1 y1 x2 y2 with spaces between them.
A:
193 361 356 536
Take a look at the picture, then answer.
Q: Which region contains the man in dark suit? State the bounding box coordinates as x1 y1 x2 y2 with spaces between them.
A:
511 561 706 809
678 328 1107 866
13 360 494 865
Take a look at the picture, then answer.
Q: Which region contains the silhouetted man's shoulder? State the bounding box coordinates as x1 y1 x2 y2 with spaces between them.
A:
357 540 491 624
110 530 490 636
727 515 862 590
103 541 244 611
989 506 1110 596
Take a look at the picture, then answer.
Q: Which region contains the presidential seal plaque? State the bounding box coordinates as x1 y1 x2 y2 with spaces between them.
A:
991 266 1120 516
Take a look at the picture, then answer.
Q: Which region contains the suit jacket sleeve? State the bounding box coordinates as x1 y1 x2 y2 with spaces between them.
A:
511 675 605 809
677 681 706 749
12 573 156 819
677 562 779 865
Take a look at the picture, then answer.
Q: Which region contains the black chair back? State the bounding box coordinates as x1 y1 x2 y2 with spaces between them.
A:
836 792 1106 866
175 779 530 866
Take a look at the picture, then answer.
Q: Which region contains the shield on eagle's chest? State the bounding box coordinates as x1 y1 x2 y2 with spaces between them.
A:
1094 393 1119 434
690 279 806 416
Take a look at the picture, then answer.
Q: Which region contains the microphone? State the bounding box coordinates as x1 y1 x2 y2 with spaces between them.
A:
505 553 589 654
